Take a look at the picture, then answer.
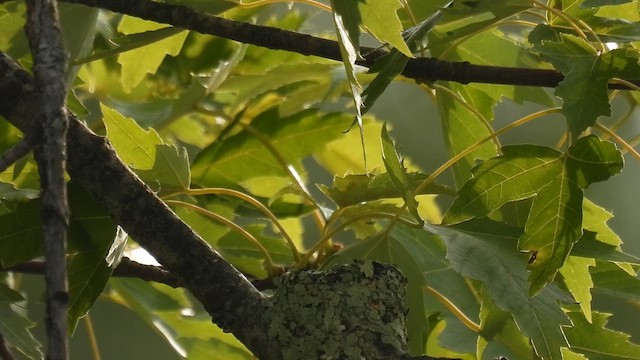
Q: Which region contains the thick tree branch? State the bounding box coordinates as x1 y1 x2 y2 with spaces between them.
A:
0 52 277 359
61 0 639 89
24 0 70 358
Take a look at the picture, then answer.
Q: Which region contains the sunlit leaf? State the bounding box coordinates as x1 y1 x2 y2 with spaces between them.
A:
582 0 632 7
582 198 622 246
319 172 454 208
359 0 412 57
330 0 365 163
192 108 351 188
559 256 595 322
102 104 191 194
117 16 188 92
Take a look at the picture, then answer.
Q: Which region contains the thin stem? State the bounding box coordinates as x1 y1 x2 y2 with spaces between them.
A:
595 122 640 161
195 107 327 231
182 188 301 261
533 0 587 40
83 315 101 360
230 0 331 12
433 84 502 152
438 18 536 59
610 78 640 92
297 211 421 268
165 200 277 275
414 107 563 195
424 286 480 333
0 134 35 173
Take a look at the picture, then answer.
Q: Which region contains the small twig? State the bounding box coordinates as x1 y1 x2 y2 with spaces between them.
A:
0 133 35 173
4 258 183 288
0 333 15 360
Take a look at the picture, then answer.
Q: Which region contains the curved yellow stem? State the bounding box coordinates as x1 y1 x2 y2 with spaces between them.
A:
165 200 277 275
424 286 480 333
432 84 501 152
414 107 563 195
595 122 640 161
231 0 331 12
183 188 301 261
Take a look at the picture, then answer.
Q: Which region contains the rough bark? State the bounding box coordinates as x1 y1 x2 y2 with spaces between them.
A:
54 0 637 90
0 51 277 359
23 0 70 358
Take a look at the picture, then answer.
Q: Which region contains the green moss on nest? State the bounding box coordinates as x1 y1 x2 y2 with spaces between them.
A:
264 260 408 359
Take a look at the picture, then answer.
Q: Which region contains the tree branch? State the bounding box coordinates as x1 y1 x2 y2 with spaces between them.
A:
23 0 70 358
0 52 277 359
61 0 638 89
0 133 35 173
4 258 183 288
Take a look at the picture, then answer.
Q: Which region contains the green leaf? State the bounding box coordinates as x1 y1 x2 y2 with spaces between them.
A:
66 184 118 333
477 288 536 360
117 16 188 92
520 171 584 294
0 199 42 268
0 284 42 359
359 0 412 57
566 134 624 187
435 83 500 185
381 124 421 221
102 104 162 169
571 231 640 264
319 172 454 207
425 220 572 360
582 0 632 7
591 261 640 301
192 108 351 188
533 34 640 135
559 256 595 322
582 198 622 246
443 145 563 225
329 0 365 163
138 144 191 196
565 311 640 359
75 26 185 66
217 224 295 279
391 225 480 355
444 136 623 293
102 104 191 194
433 0 533 50
315 118 385 175
362 9 444 114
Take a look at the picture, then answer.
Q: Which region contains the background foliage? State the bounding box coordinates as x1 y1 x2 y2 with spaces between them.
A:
2 0 640 359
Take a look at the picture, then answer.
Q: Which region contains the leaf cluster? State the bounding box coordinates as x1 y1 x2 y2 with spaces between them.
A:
2 0 640 359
